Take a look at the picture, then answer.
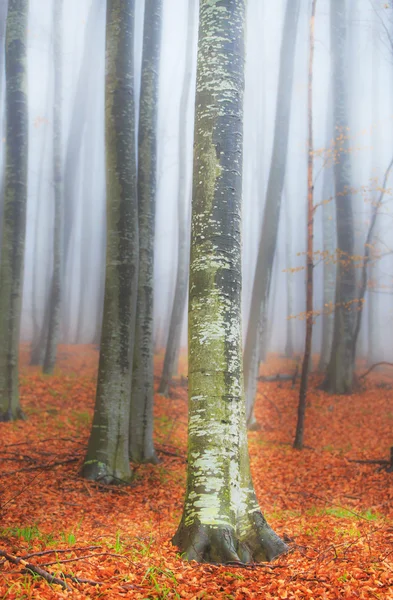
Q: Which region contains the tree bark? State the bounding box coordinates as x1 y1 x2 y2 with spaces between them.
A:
173 0 287 564
0 0 28 421
129 0 162 464
82 0 138 483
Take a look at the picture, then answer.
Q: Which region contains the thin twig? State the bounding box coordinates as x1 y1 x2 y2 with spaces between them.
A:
359 361 393 380
22 546 101 559
0 549 71 591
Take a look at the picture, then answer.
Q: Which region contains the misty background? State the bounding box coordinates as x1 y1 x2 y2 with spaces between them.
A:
9 0 393 364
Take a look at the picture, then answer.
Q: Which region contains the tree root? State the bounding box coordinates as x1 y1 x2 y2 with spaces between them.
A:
0 407 26 422
173 515 288 564
81 460 132 485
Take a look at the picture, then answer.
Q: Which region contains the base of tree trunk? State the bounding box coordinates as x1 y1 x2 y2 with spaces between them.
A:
158 380 170 396
0 407 26 422
247 412 261 431
81 460 132 485
129 450 160 465
173 515 288 564
320 372 360 395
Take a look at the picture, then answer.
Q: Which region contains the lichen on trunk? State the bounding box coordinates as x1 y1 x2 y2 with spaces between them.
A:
173 0 287 564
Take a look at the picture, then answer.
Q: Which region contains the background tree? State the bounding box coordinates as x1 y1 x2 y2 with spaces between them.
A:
317 123 336 371
158 0 196 397
284 190 294 358
173 0 287 563
129 0 162 464
42 0 63 375
82 0 138 483
62 0 104 339
243 0 300 429
323 0 356 394
0 0 29 421
0 0 8 240
294 0 317 450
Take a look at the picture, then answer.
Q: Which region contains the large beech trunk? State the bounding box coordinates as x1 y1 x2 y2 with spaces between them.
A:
173 0 287 564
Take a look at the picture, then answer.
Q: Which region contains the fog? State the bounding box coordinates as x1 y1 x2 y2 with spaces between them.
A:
8 0 393 364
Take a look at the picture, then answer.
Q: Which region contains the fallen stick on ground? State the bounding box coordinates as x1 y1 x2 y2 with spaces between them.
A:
0 549 71 591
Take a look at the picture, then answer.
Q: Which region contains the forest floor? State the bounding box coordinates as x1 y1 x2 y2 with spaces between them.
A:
1 345 393 599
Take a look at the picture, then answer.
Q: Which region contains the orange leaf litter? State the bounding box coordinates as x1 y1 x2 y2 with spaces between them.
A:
1 345 393 599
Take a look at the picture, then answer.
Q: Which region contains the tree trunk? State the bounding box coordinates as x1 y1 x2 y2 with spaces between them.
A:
173 0 287 564
82 0 138 483
30 89 52 366
367 262 376 364
284 191 294 358
43 0 63 375
323 0 356 394
129 0 162 464
0 0 8 247
317 157 335 371
243 0 300 426
366 28 380 365
0 0 28 421
158 0 196 397
294 0 316 450
62 0 103 339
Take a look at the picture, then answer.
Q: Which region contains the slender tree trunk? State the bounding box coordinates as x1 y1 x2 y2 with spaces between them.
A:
129 0 162 464
243 0 300 427
323 0 356 394
366 29 380 365
173 0 287 564
367 261 376 364
158 0 196 397
294 0 316 450
284 191 294 358
30 92 52 366
82 0 138 483
351 157 393 360
62 0 103 339
317 163 335 371
43 0 63 375
0 0 8 246
75 125 97 343
0 0 28 420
